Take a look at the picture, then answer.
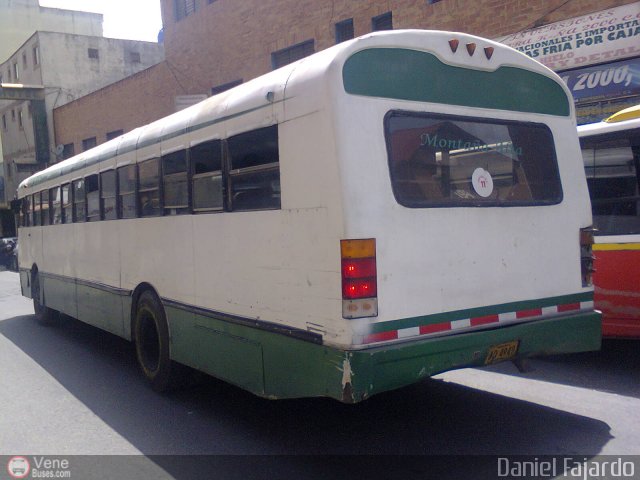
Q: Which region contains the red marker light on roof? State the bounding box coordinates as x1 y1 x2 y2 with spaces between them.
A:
466 43 476 56
449 39 459 53
484 47 494 60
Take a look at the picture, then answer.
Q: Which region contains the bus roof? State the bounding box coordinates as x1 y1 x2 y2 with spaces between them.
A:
19 29 571 194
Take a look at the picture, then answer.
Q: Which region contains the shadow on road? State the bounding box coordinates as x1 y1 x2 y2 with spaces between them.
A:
484 339 640 399
0 313 613 477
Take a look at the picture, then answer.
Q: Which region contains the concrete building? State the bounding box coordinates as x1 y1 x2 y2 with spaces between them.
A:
0 0 103 235
0 32 164 234
0 0 102 62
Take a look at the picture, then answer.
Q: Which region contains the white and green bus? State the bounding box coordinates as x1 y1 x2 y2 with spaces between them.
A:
16 30 600 403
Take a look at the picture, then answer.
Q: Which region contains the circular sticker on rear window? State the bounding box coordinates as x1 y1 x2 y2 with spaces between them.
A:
472 168 494 198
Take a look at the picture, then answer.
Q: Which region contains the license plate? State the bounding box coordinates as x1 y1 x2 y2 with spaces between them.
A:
485 340 520 365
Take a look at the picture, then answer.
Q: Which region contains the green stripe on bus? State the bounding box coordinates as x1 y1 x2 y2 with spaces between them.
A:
342 48 570 117
368 292 593 334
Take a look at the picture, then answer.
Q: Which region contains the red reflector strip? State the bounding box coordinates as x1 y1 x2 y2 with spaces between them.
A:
557 303 581 312
364 330 398 344
470 315 499 326
360 301 593 345
419 322 451 335
516 308 542 319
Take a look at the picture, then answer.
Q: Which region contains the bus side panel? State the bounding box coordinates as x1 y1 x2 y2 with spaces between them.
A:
41 273 77 319
167 305 266 395
593 246 640 338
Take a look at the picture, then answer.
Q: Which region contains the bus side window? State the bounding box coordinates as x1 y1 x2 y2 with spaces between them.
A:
86 174 100 222
138 158 161 217
23 196 31 227
31 192 42 227
100 170 117 220
61 184 72 224
227 125 280 212
191 139 223 212
118 165 137 219
41 189 50 226
51 186 62 225
73 179 86 223
162 150 189 215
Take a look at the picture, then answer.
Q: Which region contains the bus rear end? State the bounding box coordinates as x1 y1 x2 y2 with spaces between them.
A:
328 31 601 402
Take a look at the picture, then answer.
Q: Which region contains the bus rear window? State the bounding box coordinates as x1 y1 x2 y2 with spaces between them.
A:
385 112 562 207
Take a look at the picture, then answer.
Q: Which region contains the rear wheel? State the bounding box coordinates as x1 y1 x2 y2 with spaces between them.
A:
32 271 57 325
133 290 184 391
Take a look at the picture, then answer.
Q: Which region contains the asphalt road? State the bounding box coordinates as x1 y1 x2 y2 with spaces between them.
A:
0 270 638 479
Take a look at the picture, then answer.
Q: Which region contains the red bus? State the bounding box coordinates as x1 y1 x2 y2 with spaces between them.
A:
578 105 640 338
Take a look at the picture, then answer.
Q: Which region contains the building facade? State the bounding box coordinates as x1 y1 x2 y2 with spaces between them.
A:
0 32 164 234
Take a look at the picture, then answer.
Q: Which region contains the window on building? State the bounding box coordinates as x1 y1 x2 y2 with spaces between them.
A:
82 137 97 151
12 62 19 81
88 48 99 59
335 18 354 43
72 179 86 222
33 45 40 66
118 165 137 218
22 52 27 69
17 110 23 129
0 73 3 83
100 170 117 220
7 67 12 82
138 158 161 216
106 129 124 141
61 184 72 224
372 12 393 31
1 115 6 131
191 139 223 212
211 79 242 96
162 150 189 215
428 0 443 3
271 40 314 70
11 110 15 122
129 51 141 63
63 143 75 159
86 174 100 221
175 0 197 21
227 125 280 211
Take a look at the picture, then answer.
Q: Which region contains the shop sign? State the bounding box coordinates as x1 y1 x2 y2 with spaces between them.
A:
559 58 640 102
498 2 640 70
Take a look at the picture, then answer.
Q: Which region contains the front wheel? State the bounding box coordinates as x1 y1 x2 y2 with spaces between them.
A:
133 290 184 392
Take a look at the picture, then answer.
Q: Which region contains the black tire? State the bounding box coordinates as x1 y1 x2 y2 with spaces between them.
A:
133 290 184 392
32 271 57 325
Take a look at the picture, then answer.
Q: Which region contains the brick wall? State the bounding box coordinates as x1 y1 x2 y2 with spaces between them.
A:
54 0 638 150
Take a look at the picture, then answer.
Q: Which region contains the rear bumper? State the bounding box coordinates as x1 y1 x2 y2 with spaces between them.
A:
325 310 601 403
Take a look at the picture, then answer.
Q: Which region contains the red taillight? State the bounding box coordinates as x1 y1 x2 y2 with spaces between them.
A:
341 239 378 318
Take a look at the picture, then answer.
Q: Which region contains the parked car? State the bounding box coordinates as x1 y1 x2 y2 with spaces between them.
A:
0 237 18 271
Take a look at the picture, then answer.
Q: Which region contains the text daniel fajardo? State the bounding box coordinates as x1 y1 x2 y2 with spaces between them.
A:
498 457 635 479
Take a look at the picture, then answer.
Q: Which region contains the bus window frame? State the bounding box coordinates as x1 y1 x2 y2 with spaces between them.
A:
191 138 225 213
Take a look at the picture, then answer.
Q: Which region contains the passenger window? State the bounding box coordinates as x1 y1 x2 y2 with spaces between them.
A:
22 196 31 227
100 170 117 220
73 179 86 223
50 186 62 224
162 150 189 215
118 165 137 219
138 158 161 217
227 125 280 211
61 184 71 224
191 139 223 212
41 189 50 226
32 193 41 226
86 174 100 221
